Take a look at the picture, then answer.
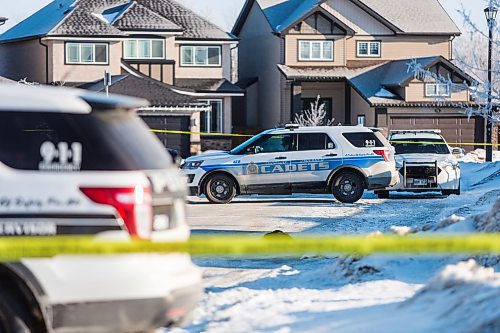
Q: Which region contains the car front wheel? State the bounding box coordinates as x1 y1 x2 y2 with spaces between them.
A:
332 172 365 203
204 174 237 204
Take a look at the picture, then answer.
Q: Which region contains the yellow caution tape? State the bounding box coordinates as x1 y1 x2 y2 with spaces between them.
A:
0 234 499 261
150 129 253 137
148 129 498 147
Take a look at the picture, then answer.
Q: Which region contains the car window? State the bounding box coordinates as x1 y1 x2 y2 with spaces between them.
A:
392 138 450 155
249 134 293 154
343 132 384 148
0 110 171 171
297 133 335 151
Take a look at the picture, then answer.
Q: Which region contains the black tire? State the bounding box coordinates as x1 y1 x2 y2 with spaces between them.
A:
441 190 451 196
332 172 365 203
376 190 390 199
204 173 237 204
0 285 34 333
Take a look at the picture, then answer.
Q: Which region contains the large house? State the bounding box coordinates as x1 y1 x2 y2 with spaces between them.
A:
0 0 244 156
233 0 484 146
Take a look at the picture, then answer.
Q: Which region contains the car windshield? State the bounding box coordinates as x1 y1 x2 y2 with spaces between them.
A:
392 138 450 155
230 133 264 155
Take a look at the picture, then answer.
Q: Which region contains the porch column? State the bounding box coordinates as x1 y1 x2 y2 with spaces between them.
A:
344 82 352 125
291 81 302 122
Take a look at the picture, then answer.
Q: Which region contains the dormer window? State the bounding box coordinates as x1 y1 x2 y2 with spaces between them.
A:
357 41 381 57
425 83 450 97
123 39 165 59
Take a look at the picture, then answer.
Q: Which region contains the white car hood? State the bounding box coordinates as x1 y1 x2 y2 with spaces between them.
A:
185 151 232 162
395 154 457 167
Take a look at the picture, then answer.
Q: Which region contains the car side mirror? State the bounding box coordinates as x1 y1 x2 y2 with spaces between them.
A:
246 146 256 154
452 148 462 155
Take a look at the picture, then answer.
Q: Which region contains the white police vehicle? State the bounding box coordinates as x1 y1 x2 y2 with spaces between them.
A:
182 125 398 204
0 84 202 332
375 130 461 198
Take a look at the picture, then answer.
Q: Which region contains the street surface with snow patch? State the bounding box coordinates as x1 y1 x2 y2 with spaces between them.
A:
168 160 500 333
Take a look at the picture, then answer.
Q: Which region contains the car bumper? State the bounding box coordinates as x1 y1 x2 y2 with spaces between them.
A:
366 169 399 190
385 167 460 192
181 169 205 197
21 253 203 332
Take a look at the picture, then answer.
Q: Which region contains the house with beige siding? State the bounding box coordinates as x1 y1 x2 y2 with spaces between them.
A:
233 0 484 147
0 0 244 156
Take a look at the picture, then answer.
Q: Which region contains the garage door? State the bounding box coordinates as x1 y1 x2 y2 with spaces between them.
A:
140 115 191 158
389 116 476 146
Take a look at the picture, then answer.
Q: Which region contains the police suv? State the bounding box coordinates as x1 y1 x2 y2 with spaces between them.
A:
0 85 202 332
375 130 461 198
182 125 398 204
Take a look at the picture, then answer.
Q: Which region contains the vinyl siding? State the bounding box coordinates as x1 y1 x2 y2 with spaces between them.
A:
0 39 47 83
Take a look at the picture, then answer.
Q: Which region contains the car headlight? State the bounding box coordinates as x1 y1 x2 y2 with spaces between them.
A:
181 160 204 169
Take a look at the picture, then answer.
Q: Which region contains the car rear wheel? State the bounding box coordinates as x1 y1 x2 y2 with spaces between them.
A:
332 172 365 203
0 286 34 333
204 174 237 204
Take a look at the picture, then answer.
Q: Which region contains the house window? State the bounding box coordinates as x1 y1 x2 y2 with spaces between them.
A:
425 83 450 97
356 41 381 57
200 99 223 133
123 39 164 59
66 43 108 64
298 40 333 61
181 46 221 66
357 115 366 126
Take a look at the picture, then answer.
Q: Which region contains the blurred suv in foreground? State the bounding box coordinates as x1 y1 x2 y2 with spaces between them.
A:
0 85 202 332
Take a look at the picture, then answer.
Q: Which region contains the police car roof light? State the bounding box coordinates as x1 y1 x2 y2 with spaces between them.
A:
390 129 441 135
284 124 300 130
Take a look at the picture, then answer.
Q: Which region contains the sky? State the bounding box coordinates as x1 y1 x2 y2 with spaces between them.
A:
0 0 491 34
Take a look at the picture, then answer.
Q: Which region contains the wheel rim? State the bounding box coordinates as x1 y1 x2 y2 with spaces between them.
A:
210 179 231 200
338 176 358 199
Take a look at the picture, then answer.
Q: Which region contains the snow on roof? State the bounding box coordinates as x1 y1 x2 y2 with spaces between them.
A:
93 2 134 25
0 0 77 43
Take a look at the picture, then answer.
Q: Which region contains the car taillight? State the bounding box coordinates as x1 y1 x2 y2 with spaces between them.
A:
373 149 390 162
80 185 153 239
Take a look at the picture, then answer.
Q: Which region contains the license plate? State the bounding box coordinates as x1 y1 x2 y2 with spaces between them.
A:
413 179 428 186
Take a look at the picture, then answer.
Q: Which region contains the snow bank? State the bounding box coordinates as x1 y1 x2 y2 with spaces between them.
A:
474 198 500 232
399 260 500 333
460 149 500 162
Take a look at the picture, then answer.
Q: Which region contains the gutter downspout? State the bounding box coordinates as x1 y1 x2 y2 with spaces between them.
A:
450 34 457 60
38 38 49 84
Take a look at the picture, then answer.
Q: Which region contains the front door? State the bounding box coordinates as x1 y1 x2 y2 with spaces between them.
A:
286 132 342 192
239 133 294 194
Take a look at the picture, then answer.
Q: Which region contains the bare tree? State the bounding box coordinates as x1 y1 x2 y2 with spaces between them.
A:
294 95 335 126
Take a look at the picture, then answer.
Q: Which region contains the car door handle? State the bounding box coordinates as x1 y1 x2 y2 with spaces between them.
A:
275 156 287 160
323 153 338 157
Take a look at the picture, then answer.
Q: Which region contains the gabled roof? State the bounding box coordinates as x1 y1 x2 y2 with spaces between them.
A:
137 0 235 40
233 0 460 36
175 78 245 94
0 0 235 43
112 2 182 32
77 74 205 107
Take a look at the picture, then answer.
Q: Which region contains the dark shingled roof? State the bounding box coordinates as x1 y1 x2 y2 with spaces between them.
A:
1 0 235 42
175 78 245 94
137 0 235 40
113 2 183 32
77 74 203 107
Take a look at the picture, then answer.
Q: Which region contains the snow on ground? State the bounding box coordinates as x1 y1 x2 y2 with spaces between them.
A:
168 161 500 333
